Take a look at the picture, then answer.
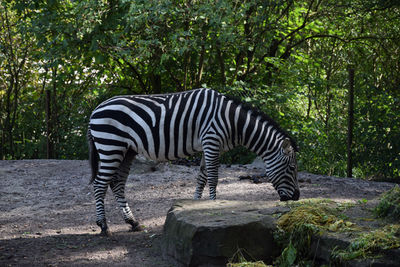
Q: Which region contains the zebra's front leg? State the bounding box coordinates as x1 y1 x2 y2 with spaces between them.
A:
194 155 207 199
93 179 111 236
204 152 220 200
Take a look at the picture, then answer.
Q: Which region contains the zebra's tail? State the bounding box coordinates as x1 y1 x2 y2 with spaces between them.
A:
87 129 99 184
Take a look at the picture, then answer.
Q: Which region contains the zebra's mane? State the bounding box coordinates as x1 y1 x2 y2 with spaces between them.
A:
222 92 299 152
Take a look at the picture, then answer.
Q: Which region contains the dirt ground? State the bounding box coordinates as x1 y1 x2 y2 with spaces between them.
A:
0 159 396 266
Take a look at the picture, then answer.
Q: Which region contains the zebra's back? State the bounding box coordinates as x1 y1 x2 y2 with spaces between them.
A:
89 88 219 161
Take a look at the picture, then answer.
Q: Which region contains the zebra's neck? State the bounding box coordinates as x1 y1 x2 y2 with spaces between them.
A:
230 103 285 159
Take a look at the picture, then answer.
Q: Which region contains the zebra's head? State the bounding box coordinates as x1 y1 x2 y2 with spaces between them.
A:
265 138 299 201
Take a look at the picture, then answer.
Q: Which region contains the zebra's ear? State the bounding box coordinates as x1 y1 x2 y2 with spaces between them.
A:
282 138 293 156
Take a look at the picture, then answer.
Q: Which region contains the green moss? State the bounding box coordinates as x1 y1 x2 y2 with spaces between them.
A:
227 248 271 267
281 198 335 207
274 198 356 266
332 224 400 261
227 262 270 267
268 193 400 265
278 198 355 233
332 186 400 262
374 185 400 220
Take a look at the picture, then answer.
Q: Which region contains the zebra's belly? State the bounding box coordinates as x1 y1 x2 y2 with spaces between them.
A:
137 148 202 162
135 138 203 162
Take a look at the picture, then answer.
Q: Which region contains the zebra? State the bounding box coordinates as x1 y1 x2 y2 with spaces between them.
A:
88 88 299 235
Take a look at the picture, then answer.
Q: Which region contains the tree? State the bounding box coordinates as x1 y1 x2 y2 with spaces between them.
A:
0 1 35 159
1 0 399 179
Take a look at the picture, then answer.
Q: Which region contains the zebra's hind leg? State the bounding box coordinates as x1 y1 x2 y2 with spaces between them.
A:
110 150 142 232
93 178 112 236
194 155 207 199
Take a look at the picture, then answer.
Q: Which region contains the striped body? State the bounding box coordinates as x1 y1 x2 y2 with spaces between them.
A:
88 88 299 235
90 89 218 161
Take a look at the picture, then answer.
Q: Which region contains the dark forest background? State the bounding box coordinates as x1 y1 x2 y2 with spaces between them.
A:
1 0 399 180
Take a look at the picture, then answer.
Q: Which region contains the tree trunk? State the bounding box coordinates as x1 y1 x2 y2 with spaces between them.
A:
51 67 57 158
183 52 190 91
46 88 53 159
1 128 4 159
216 47 226 84
325 70 332 130
183 4 191 91
347 67 355 178
196 44 205 87
150 45 162 93
306 86 312 120
5 79 14 156
150 73 162 94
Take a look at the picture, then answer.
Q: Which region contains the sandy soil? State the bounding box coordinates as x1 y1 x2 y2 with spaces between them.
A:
0 159 396 266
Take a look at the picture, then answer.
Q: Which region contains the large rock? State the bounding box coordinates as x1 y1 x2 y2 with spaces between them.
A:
162 200 286 266
162 199 400 267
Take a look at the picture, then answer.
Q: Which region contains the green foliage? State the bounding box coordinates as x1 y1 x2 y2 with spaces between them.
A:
276 241 297 267
275 193 400 264
332 187 400 262
220 146 256 165
275 199 356 265
374 185 400 221
332 224 400 261
0 0 399 181
228 248 270 267
227 261 270 267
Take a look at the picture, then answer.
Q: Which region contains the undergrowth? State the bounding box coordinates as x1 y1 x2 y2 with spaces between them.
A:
374 185 400 221
227 190 400 267
227 248 271 267
274 199 356 266
227 262 270 267
332 224 400 261
333 186 400 262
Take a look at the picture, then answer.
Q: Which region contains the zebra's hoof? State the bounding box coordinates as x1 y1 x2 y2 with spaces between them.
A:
100 228 112 236
128 220 143 232
96 219 110 236
130 225 143 232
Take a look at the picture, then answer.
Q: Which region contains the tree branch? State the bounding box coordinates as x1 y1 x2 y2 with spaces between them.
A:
117 56 147 93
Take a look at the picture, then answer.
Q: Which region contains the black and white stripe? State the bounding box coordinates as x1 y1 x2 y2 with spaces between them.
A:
88 88 299 235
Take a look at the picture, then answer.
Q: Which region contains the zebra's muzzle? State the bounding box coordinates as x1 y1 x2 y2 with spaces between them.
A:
291 189 300 200
279 189 300 201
